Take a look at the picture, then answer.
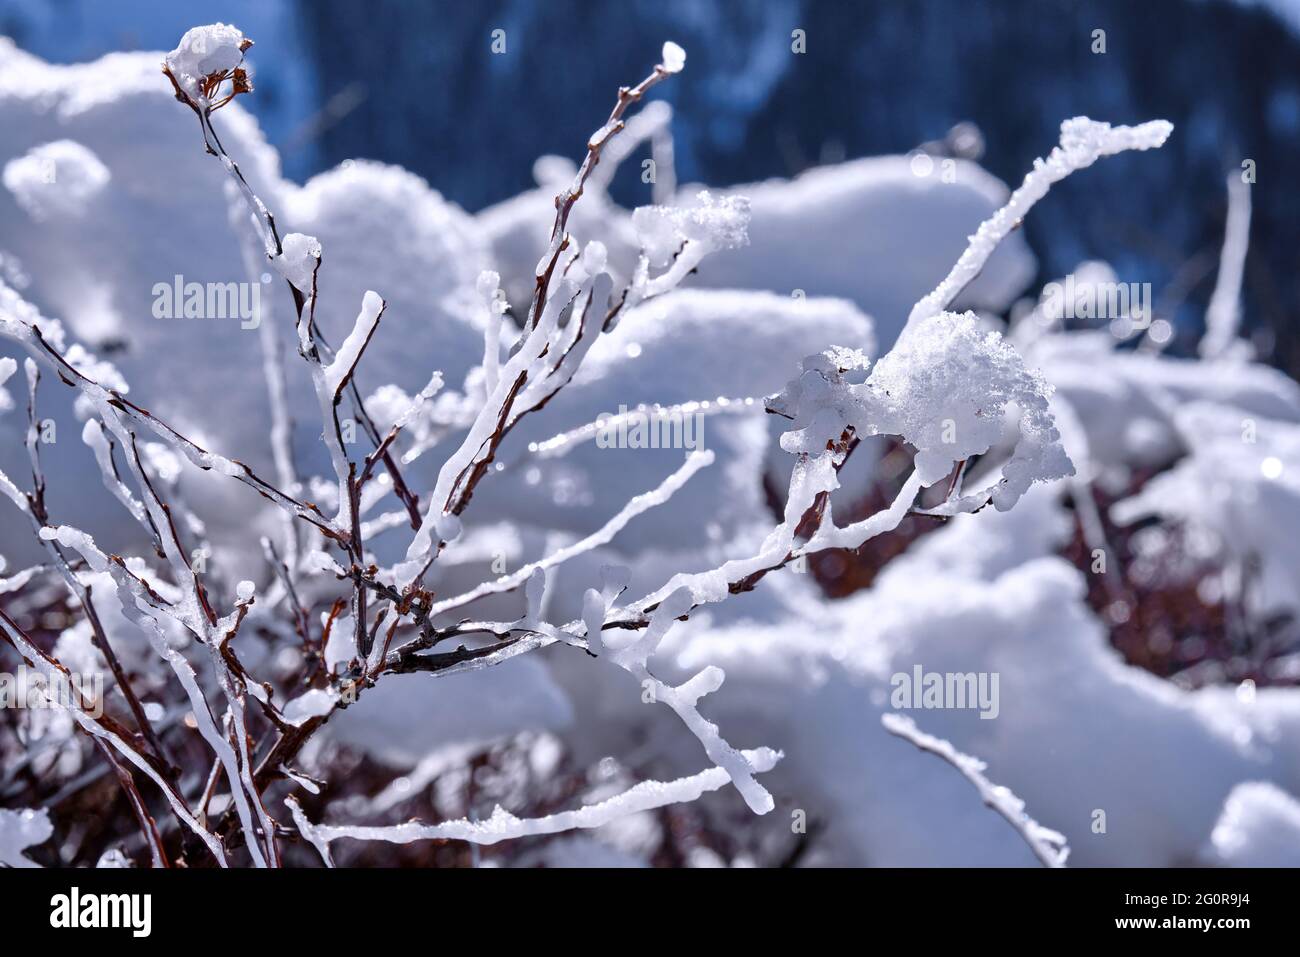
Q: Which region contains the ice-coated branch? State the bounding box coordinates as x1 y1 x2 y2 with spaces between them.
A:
0 284 344 543
1 370 173 774
507 264 613 422
624 192 750 311
81 419 152 536
41 522 276 867
168 31 422 541
1199 171 1252 360
523 41 686 338
882 714 1068 868
378 46 705 607
21 320 284 866
394 270 583 588
476 271 506 397
523 395 760 462
229 185 302 571
600 590 775 814
588 99 674 192
298 266 387 535
0 608 228 866
163 26 276 257
904 117 1173 336
286 745 779 865
426 449 713 619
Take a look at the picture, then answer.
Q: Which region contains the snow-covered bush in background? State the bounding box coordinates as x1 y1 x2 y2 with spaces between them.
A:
4 20 1300 870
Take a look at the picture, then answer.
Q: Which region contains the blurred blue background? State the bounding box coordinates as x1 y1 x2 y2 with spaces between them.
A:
3 0 1298 371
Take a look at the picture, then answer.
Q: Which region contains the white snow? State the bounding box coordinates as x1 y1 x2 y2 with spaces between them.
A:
3 139 109 221
6 26 1299 870
323 289 384 395
660 41 686 74
276 232 321 294
906 117 1173 336
286 746 779 861
282 688 338 727
0 807 52 867
691 155 1038 348
1111 402 1300 618
1201 781 1300 866
0 354 16 414
163 24 249 103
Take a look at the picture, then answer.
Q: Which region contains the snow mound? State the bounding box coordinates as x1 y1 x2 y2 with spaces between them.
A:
1201 781 1300 867
689 155 1038 347
3 139 109 221
641 501 1300 865
1112 402 1300 618
1029 331 1300 469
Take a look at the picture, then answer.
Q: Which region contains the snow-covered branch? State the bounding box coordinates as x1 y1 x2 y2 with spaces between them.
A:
285 746 780 865
905 117 1172 335
1199 171 1252 360
882 714 1069 867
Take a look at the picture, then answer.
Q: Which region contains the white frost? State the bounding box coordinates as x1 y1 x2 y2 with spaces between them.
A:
882 713 1069 866
286 747 779 863
905 117 1173 336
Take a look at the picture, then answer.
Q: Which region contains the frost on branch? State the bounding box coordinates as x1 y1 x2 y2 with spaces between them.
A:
906 117 1173 335
286 746 779 865
626 191 750 309
0 18 1188 868
610 114 1167 638
277 231 322 295
866 312 1073 510
771 312 1072 514
764 116 1176 520
600 587 777 814
163 23 254 110
883 714 1069 867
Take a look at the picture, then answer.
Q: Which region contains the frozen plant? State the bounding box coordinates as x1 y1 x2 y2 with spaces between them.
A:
0 23 1172 867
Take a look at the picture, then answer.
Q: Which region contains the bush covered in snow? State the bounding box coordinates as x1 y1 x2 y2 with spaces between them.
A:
2 22 1299 870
